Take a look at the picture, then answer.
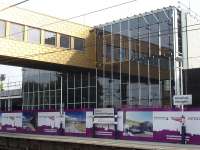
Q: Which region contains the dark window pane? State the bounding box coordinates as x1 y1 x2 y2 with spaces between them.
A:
90 73 96 86
156 11 168 22
68 89 74 103
23 81 28 92
60 34 70 48
82 88 88 103
75 88 81 104
112 23 120 33
68 104 74 109
29 79 33 92
75 73 81 87
0 20 6 37
50 90 55 105
121 21 128 32
44 91 49 105
74 37 85 50
89 87 96 102
45 31 56 45
34 92 38 106
56 90 61 105
89 103 96 109
39 91 43 107
145 14 158 25
68 73 74 88
82 73 88 87
75 103 81 109
28 27 41 44
56 74 61 89
12 99 22 111
10 23 24 41
50 72 56 90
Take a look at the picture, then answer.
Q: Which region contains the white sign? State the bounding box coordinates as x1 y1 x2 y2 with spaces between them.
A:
94 108 114 117
173 95 192 105
94 117 115 124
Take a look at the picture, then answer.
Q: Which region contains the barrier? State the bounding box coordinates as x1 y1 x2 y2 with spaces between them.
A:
0 109 200 145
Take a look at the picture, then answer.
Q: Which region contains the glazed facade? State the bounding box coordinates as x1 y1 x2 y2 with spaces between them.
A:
22 68 96 110
95 7 183 108
0 6 185 111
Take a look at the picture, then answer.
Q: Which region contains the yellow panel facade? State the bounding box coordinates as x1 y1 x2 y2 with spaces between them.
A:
0 4 96 69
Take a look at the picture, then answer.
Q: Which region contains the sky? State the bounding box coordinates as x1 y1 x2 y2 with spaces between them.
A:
127 112 152 122
0 0 200 26
0 0 200 88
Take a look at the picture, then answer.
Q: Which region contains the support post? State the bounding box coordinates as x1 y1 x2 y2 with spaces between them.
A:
114 108 118 139
181 104 186 144
60 73 63 115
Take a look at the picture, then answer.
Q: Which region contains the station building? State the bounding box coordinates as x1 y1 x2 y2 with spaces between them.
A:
0 5 199 111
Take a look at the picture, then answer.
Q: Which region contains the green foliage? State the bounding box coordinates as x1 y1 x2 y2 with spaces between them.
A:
0 82 4 91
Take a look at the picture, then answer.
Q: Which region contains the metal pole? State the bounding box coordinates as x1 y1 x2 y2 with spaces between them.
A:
60 73 63 115
181 104 186 144
181 104 184 115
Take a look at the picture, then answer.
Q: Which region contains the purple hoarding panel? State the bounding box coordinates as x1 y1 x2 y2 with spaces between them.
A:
65 111 87 137
153 111 200 144
0 109 200 145
37 112 64 135
121 111 154 141
22 112 37 133
1 113 22 133
94 126 115 138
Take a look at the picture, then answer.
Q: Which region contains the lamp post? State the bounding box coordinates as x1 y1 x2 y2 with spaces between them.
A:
57 72 63 115
60 73 63 115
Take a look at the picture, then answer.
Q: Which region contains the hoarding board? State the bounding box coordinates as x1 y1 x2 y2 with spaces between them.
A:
65 111 86 134
0 109 199 145
2 113 22 132
153 111 182 143
123 111 153 138
153 111 200 144
37 112 64 134
22 112 37 132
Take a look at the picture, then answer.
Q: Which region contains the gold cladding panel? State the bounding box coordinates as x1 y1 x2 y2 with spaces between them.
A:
0 4 96 69
0 32 96 69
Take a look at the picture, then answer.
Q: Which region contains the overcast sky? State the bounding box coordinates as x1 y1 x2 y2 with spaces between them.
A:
0 0 200 87
1 0 200 26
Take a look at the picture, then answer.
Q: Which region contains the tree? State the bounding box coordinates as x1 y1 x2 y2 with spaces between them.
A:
0 82 3 91
0 74 6 92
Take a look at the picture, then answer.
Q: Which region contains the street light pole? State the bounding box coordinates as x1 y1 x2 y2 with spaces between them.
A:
57 72 63 115
60 73 63 115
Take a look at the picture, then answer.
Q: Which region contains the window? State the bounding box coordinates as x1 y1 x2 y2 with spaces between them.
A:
0 20 6 37
28 27 41 44
60 34 70 48
10 23 24 41
74 37 85 51
44 31 56 46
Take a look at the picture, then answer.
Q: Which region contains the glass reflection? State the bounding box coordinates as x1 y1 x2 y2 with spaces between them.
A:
96 8 175 108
